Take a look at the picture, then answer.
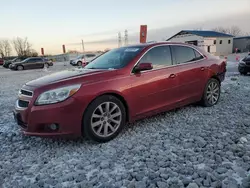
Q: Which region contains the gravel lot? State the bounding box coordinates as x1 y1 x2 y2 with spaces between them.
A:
0 62 250 188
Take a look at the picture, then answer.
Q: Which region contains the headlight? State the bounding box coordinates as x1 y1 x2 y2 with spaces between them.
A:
35 84 81 105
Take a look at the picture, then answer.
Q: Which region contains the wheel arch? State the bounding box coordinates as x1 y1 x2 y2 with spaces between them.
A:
210 74 221 84
81 92 130 134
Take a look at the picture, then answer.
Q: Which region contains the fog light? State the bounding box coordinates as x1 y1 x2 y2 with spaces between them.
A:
48 124 58 131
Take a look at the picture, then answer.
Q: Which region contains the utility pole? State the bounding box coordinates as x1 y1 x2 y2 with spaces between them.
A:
81 39 85 53
118 32 122 47
124 30 128 46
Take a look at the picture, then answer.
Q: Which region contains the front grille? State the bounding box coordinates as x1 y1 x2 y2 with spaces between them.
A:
18 100 29 108
245 62 250 66
20 89 33 96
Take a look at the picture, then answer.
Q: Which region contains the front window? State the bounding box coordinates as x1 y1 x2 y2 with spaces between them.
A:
85 46 144 69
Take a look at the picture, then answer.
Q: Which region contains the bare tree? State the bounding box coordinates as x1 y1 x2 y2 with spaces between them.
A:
229 26 242 36
12 37 32 56
212 26 242 36
28 49 38 57
0 39 12 57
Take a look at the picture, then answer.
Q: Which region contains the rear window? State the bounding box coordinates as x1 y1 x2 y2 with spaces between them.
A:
172 46 196 64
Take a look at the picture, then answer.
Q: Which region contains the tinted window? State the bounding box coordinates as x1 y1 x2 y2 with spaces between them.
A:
194 50 204 61
172 46 197 64
26 58 35 63
86 54 96 58
34 58 43 62
139 46 172 69
85 46 144 69
228 40 231 44
245 56 250 61
214 40 216 44
220 40 222 44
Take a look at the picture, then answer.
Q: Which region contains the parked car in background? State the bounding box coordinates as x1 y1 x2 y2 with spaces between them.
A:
44 58 53 66
10 57 52 71
0 58 4 65
14 42 226 142
238 55 250 75
3 57 27 68
70 53 98 66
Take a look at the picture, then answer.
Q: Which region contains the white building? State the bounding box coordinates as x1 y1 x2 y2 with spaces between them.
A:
167 30 234 56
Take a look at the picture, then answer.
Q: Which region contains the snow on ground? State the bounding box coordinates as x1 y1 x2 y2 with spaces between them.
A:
0 62 250 188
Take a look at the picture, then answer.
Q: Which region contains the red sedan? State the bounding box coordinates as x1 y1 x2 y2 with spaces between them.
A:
0 58 4 65
14 42 226 142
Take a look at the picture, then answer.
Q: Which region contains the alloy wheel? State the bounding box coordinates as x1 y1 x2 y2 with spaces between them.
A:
206 81 220 105
91 102 122 137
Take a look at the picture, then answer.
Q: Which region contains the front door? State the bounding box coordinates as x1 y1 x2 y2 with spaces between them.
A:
129 45 181 118
171 45 208 104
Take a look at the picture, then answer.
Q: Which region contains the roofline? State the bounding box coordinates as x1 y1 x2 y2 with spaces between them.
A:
233 36 250 39
166 30 234 41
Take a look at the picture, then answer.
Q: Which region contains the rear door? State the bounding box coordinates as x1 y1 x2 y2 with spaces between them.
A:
24 58 36 69
34 58 44 68
129 45 182 117
170 45 208 104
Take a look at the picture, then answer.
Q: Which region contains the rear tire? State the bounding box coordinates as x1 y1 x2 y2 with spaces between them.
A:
17 65 24 71
200 78 221 107
82 95 126 142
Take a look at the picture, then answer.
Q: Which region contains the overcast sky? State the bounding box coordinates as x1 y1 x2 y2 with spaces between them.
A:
1 0 250 55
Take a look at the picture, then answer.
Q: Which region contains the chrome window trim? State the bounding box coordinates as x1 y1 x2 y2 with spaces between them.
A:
131 43 205 74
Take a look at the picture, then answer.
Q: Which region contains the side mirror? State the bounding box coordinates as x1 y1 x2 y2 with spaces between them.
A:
134 62 153 72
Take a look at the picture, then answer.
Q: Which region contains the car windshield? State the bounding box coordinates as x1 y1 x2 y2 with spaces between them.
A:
84 46 144 70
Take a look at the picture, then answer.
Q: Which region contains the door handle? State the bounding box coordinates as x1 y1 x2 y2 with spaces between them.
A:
169 74 176 78
201 67 205 71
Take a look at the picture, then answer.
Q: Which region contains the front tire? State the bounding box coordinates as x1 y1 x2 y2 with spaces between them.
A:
201 78 221 107
238 67 247 75
44 63 49 68
77 61 82 66
83 95 126 142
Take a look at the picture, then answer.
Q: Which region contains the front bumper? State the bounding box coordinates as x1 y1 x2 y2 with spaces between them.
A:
9 65 17 70
14 96 84 137
238 63 250 73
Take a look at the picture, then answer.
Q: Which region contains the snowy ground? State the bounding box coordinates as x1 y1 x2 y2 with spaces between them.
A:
0 62 250 188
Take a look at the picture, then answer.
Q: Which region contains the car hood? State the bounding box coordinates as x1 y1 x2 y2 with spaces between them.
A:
11 61 22 65
26 68 109 87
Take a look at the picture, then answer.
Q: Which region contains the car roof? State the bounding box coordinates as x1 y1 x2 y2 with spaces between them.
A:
125 42 194 48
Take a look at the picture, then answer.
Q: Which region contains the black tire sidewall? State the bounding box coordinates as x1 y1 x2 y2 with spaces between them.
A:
77 61 82 66
83 95 126 142
238 67 247 75
202 78 221 107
